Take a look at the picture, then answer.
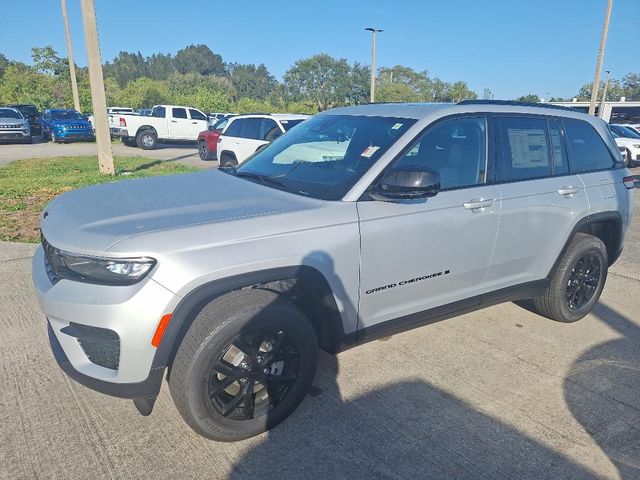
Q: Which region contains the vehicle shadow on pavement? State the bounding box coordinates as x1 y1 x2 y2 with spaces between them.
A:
564 302 640 479
229 351 599 480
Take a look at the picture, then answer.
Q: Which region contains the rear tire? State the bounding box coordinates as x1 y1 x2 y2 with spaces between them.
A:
531 233 608 323
136 130 157 149
169 289 318 441
122 137 137 147
219 152 237 168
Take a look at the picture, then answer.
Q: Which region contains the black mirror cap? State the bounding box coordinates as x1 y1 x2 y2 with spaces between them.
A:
370 167 441 201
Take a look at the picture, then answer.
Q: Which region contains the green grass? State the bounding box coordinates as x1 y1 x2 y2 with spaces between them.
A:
0 156 197 243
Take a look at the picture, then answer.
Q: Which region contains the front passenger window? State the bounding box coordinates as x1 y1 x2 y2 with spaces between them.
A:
392 116 487 190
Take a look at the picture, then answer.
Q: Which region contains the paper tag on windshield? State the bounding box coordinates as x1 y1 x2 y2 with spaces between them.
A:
391 123 403 130
361 146 380 158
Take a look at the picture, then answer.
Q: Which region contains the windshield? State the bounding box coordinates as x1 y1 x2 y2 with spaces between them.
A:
51 110 83 121
617 125 640 139
0 109 22 119
14 106 38 117
231 114 416 200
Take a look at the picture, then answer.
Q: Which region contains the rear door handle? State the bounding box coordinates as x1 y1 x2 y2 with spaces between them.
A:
463 198 495 210
557 186 578 196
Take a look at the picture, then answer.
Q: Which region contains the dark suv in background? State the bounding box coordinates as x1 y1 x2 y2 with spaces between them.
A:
6 104 41 136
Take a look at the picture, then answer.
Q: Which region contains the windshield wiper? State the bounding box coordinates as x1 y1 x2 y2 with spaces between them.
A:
233 170 287 189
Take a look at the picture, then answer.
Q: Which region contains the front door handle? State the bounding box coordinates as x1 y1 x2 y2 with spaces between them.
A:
463 198 495 210
557 186 578 196
171 120 178 123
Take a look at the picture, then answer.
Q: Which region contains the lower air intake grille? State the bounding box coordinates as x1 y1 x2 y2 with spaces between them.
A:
62 323 120 370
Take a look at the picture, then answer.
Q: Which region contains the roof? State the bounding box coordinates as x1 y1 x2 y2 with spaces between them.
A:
319 102 606 124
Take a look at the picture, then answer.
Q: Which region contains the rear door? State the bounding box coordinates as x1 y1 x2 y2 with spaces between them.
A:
169 107 191 140
485 115 590 290
233 118 264 162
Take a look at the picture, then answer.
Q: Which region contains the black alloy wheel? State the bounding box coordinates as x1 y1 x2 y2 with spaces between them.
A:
566 253 602 311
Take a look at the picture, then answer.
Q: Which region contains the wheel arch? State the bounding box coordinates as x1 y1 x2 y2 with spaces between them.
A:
548 211 624 278
153 266 346 378
135 125 158 138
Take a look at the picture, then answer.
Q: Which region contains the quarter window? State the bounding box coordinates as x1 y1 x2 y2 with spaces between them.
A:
260 119 281 141
497 117 550 181
392 116 487 190
563 119 617 173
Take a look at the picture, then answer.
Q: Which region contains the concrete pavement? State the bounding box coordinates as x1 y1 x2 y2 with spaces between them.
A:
0 197 638 479
0 136 215 169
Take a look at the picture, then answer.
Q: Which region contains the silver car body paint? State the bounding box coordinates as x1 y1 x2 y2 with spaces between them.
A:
33 103 634 388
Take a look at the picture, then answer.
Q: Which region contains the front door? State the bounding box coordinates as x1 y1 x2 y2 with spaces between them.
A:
169 107 192 140
357 116 501 330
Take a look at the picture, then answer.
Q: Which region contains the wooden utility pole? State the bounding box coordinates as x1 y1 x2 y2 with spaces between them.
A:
588 0 613 116
80 0 114 174
61 0 80 112
365 28 382 103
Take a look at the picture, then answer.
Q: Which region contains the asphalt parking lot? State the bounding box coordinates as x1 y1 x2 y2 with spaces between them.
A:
0 136 213 169
0 192 639 479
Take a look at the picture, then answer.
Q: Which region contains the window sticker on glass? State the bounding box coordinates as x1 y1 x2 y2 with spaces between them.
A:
361 145 380 158
391 123 403 130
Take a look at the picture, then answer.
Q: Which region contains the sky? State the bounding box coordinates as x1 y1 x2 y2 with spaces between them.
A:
2 0 639 100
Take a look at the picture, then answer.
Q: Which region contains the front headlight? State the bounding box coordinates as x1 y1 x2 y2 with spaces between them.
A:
47 246 156 285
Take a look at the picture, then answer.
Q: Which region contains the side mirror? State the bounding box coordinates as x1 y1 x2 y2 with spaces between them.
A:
370 167 441 201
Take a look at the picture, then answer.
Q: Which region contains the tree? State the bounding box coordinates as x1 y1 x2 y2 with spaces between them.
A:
284 54 362 110
174 45 224 76
376 82 421 103
621 73 640 101
229 63 277 100
167 72 234 112
377 65 431 100
31 46 67 75
516 94 541 103
146 53 176 80
103 51 148 86
0 53 8 77
446 81 477 102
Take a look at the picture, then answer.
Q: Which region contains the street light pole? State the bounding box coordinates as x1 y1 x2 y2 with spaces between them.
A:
61 0 80 112
365 27 382 103
598 70 611 118
588 0 614 116
79 0 114 175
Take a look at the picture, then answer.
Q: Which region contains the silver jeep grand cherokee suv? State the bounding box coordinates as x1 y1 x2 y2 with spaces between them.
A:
33 101 635 441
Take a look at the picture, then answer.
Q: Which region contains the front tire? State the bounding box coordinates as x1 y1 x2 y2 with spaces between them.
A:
51 132 58 143
532 233 608 323
198 140 211 160
169 289 319 441
136 130 157 149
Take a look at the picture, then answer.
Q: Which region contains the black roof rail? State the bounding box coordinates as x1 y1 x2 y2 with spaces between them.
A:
457 99 578 112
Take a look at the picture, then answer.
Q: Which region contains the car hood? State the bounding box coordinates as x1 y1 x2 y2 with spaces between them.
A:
40 169 323 256
0 117 27 125
51 120 91 127
614 137 640 147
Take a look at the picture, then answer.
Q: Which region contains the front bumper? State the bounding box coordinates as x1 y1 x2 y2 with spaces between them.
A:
32 246 180 397
0 130 30 141
55 130 94 141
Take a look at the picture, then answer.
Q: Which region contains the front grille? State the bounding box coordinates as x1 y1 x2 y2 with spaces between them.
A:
61 323 120 370
41 235 59 284
0 123 21 129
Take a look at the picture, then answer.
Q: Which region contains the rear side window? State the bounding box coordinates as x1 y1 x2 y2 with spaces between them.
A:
172 108 187 119
548 119 569 176
563 119 617 173
189 109 207 121
496 117 550 181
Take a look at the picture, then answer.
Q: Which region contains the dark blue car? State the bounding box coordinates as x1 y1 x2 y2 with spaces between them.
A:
40 109 95 143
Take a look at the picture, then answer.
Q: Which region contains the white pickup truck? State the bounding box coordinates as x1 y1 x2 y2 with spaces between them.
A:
111 105 209 149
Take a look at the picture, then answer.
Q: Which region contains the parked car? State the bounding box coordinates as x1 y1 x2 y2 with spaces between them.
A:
107 107 136 115
196 115 236 160
137 109 152 117
0 107 32 143
40 109 95 143
111 105 209 149
617 123 640 136
6 103 41 135
33 101 634 441
217 113 309 167
207 112 226 126
608 124 640 167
